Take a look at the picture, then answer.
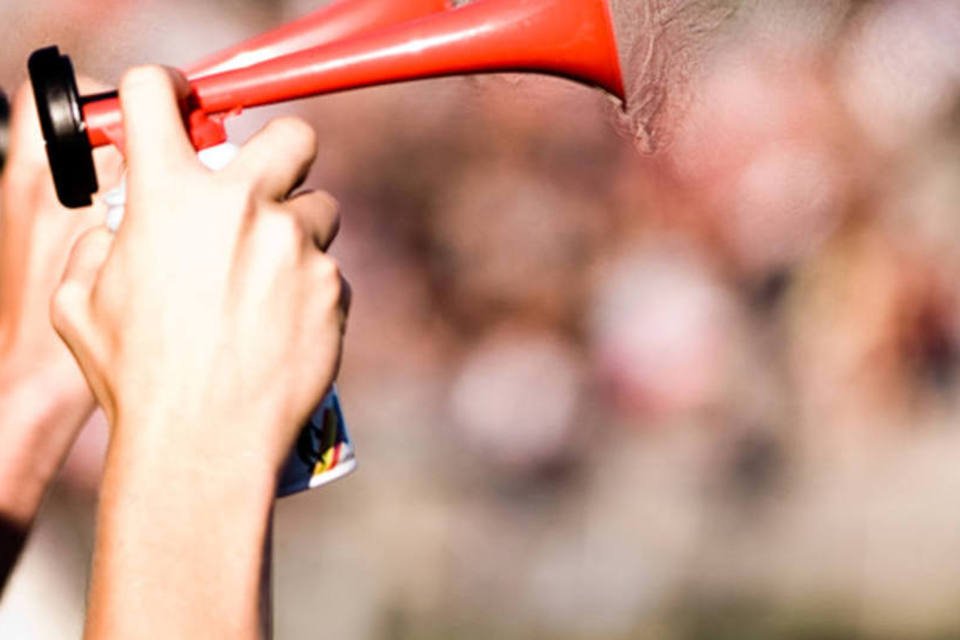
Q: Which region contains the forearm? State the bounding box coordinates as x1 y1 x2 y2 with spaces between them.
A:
0 363 91 591
0 363 93 526
85 422 277 640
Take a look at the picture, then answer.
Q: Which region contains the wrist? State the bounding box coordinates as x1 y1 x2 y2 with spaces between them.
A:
108 412 281 502
88 420 277 639
113 399 293 481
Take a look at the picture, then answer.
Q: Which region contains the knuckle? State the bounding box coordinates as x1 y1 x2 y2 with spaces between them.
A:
254 210 305 255
311 256 345 304
220 178 259 216
267 117 318 156
213 167 253 200
313 254 342 282
49 282 87 334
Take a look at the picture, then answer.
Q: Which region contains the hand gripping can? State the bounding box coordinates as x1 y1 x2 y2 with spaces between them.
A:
276 386 356 496
104 142 356 497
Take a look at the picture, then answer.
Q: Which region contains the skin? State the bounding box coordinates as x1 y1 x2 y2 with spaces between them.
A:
50 67 347 639
0 0 738 624
610 0 740 151
0 79 122 591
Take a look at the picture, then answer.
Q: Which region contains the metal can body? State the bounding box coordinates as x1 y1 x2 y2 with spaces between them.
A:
277 387 356 497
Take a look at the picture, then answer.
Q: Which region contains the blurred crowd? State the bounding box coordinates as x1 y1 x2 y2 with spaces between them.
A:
1 0 959 638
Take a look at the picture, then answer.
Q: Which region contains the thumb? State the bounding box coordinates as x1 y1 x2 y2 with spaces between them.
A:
60 225 114 295
52 225 114 344
50 226 114 411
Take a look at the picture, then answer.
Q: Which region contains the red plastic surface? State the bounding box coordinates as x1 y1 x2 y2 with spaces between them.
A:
84 0 624 151
185 0 450 78
86 0 450 149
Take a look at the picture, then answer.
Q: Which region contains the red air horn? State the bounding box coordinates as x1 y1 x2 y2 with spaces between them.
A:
28 0 449 208
183 0 450 78
30 0 624 209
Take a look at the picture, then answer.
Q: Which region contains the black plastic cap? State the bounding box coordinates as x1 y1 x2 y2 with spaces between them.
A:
28 46 97 209
0 88 9 173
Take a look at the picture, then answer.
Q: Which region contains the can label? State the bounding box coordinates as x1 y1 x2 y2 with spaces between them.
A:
277 388 357 497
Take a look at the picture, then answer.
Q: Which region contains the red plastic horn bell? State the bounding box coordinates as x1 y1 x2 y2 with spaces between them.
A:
31 0 624 209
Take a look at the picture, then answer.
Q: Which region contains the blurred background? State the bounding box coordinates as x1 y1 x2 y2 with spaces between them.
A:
1 0 960 638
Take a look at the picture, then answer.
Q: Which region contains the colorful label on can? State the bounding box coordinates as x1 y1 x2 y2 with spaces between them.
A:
277 387 356 497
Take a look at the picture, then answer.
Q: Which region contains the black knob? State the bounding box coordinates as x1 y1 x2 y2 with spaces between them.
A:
28 46 98 209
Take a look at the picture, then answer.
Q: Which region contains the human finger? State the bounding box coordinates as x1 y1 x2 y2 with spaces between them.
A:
59 225 114 294
49 227 114 390
118 65 197 177
310 255 351 335
230 117 318 201
284 190 340 251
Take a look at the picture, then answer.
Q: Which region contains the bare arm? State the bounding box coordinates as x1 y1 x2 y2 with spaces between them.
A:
51 66 346 639
0 81 121 592
0 367 90 588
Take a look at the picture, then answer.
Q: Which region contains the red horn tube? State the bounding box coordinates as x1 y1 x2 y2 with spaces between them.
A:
31 0 623 207
34 0 451 204
185 0 450 78
84 0 624 149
